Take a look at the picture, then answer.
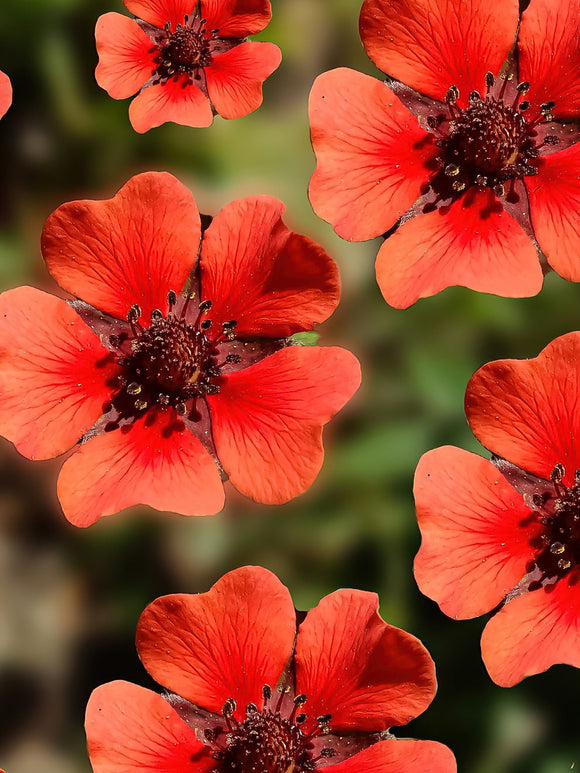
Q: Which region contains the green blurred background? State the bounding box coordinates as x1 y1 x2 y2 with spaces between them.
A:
0 1 578 771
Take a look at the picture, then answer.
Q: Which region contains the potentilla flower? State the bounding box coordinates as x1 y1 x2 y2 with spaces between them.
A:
0 70 12 118
95 0 281 132
0 171 360 527
414 332 580 686
309 0 580 308
86 565 456 772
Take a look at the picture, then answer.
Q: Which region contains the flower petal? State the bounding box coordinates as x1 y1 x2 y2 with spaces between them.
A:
466 332 580 482
208 346 361 504
359 0 518 106
95 13 157 100
136 566 296 717
201 0 272 36
518 0 580 119
205 41 281 120
124 0 195 28
327 739 456 773
86 681 213 772
375 190 543 308
308 68 437 241
0 70 12 119
414 447 538 620
0 287 118 461
295 590 436 732
200 196 340 337
41 172 200 321
56 409 224 527
527 144 580 282
481 574 580 686
128 78 214 132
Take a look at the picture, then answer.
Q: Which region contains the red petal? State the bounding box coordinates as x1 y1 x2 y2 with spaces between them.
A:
414 447 538 620
375 190 543 308
136 566 296 716
308 68 436 241
359 0 518 106
0 70 12 119
56 409 224 527
86 681 213 772
527 144 580 281
295 590 436 732
518 0 580 118
95 13 156 99
41 172 199 321
481 574 580 686
208 346 361 504
0 287 118 461
201 0 272 36
124 0 194 28
205 41 281 120
129 78 214 132
466 332 580 482
200 196 340 337
327 740 457 773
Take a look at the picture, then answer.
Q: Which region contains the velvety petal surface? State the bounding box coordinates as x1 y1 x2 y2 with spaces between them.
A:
481 574 580 686
466 332 580 483
124 0 196 28
375 191 543 308
327 739 457 773
518 0 580 118
360 0 518 106
129 78 213 132
205 41 281 120
208 346 361 504
86 681 213 772
0 287 118 461
201 0 272 36
309 68 437 241
136 566 296 718
42 172 200 321
527 144 580 281
0 70 12 119
200 196 339 337
295 589 436 732
57 409 224 527
95 13 156 99
414 447 538 619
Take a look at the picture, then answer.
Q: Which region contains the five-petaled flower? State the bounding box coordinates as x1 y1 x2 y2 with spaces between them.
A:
95 0 282 132
414 332 580 686
0 171 360 527
0 70 12 119
309 0 580 308
85 565 457 772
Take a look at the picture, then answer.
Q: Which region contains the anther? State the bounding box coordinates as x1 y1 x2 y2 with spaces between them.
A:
167 290 177 309
445 85 459 104
223 698 236 717
516 81 530 94
151 309 163 321
246 703 258 714
127 304 141 323
444 163 460 177
549 542 565 555
222 320 237 330
540 101 556 112
175 401 187 416
262 685 272 703
518 100 530 111
126 382 142 395
134 399 148 411
493 182 505 198
317 714 332 725
452 180 466 191
551 463 565 483
294 695 307 706
199 300 213 313
201 319 212 330
485 71 494 90
469 90 481 103
296 713 307 724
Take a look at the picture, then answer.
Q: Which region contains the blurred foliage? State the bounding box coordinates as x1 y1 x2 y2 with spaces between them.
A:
0 1 578 772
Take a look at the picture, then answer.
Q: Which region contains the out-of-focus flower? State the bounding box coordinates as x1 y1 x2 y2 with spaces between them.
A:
86 565 457 772
0 172 360 526
414 332 580 686
95 0 281 132
309 0 580 308
0 70 12 118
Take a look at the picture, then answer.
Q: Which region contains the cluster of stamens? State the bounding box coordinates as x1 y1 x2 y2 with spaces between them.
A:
150 13 218 85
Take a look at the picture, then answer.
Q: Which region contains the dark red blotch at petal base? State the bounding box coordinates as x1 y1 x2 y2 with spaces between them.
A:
0 70 12 119
327 739 456 773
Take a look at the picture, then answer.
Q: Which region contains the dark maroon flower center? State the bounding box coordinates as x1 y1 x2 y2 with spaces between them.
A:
154 20 213 82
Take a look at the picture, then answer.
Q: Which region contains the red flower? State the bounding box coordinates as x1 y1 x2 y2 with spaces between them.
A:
0 70 12 119
414 332 580 686
85 565 456 772
95 0 281 132
309 0 580 308
0 172 360 526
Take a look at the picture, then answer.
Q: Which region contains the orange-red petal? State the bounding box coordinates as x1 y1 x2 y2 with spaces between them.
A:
414 447 538 620
359 0 518 106
201 0 272 36
0 287 118 461
86 681 213 773
56 409 224 527
309 68 436 241
527 144 580 281
208 346 361 504
129 78 214 132
95 13 156 100
41 172 199 321
136 566 296 717
327 739 457 773
295 589 436 732
481 575 580 686
375 191 543 308
0 70 12 119
466 332 580 483
124 0 195 28
518 0 580 119
200 196 340 337
205 41 281 120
